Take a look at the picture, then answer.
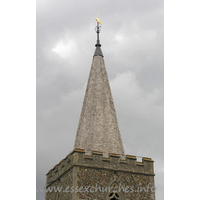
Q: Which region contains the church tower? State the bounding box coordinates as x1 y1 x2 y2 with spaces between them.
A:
45 17 155 200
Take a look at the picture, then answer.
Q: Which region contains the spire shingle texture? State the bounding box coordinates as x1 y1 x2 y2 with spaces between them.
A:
74 55 125 156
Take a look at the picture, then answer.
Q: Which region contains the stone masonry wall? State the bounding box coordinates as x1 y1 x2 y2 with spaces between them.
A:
45 149 155 200
77 167 154 200
45 168 73 200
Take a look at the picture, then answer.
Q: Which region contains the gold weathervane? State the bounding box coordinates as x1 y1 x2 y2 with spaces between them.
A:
95 10 102 25
95 17 102 25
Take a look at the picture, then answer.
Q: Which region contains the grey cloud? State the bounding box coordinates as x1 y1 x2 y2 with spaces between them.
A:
37 0 163 200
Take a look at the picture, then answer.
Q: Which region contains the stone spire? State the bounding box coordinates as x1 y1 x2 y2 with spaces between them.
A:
74 18 125 157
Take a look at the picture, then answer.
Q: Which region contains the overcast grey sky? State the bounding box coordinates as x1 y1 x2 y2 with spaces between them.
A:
36 0 164 199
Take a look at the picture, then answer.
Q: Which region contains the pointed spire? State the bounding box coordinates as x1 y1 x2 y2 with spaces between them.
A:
74 17 124 156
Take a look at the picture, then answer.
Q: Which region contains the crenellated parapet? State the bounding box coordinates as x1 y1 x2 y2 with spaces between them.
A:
74 149 154 175
46 149 154 186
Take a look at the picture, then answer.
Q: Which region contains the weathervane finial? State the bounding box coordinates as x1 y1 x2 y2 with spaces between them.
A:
95 10 102 25
94 11 103 57
94 11 102 47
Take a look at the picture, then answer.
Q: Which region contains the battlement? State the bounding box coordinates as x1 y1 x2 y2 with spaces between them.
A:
46 149 154 184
